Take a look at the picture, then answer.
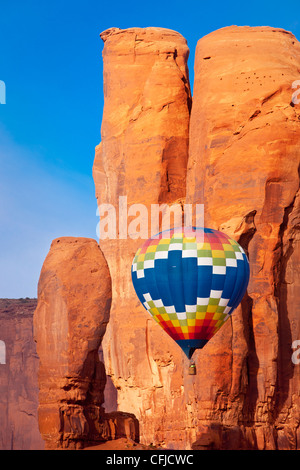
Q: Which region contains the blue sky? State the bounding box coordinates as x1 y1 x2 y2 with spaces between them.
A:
0 0 299 298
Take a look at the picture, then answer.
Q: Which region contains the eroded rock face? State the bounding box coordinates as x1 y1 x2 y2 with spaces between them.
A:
34 237 112 449
93 27 191 446
0 299 44 450
94 26 300 449
187 25 300 449
94 27 191 209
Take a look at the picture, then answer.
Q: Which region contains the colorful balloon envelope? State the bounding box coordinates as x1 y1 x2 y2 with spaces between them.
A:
131 227 250 359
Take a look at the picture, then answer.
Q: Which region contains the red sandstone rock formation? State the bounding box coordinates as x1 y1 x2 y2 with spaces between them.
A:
187 26 300 450
34 237 112 449
0 299 44 450
94 26 300 449
93 27 191 446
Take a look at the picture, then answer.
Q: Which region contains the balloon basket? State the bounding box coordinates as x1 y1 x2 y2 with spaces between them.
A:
188 362 196 375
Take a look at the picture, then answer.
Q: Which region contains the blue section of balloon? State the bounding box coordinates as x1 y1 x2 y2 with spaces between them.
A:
131 227 250 359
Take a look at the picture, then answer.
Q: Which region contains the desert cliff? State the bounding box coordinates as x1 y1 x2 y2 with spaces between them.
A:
1 25 300 451
94 26 300 450
0 299 44 450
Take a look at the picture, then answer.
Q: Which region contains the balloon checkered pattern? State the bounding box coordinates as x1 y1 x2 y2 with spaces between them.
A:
131 227 250 359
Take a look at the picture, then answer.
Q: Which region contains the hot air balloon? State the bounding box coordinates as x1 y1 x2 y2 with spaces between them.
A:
131 227 250 371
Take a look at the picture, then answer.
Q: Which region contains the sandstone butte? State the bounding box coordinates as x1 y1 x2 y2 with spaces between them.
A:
33 237 142 449
186 26 300 449
93 26 300 450
34 237 118 449
3 25 300 451
93 26 192 448
0 299 44 450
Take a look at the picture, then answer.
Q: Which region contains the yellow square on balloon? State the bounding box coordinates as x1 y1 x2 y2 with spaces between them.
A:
207 304 217 313
161 314 170 321
197 242 210 250
212 250 225 259
222 243 234 252
196 312 206 320
150 307 159 316
147 245 157 253
159 238 170 244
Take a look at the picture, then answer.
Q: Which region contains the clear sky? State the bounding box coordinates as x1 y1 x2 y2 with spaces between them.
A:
0 0 299 298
